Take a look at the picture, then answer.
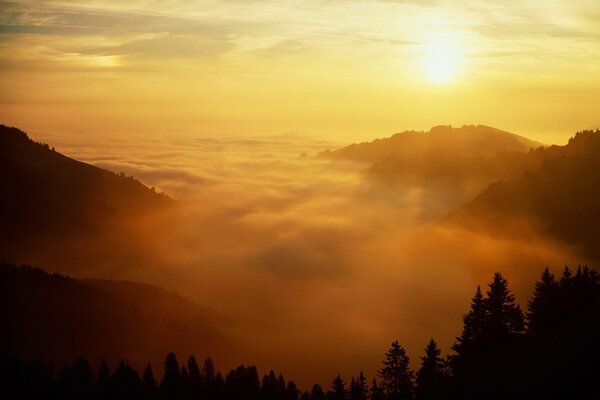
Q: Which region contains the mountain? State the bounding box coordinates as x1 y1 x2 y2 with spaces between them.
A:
0 124 173 272
320 125 541 162
0 262 225 369
320 124 544 209
0 124 172 239
447 130 600 262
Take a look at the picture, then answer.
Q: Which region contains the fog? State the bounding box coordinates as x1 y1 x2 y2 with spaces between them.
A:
31 131 585 387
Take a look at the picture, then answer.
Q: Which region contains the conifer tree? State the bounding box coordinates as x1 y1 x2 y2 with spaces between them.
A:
452 286 485 357
203 358 217 384
415 339 447 400
349 372 368 400
142 363 158 400
226 365 260 400
370 380 385 400
378 341 413 400
327 375 347 400
111 361 142 400
161 352 181 399
285 381 300 400
527 268 560 335
310 384 326 400
484 272 525 339
97 360 111 400
259 370 285 400
187 355 202 397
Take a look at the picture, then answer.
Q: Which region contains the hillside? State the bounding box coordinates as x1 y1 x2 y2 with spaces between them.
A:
320 125 541 162
0 124 175 273
0 124 172 240
320 124 544 207
447 130 600 262
0 263 224 369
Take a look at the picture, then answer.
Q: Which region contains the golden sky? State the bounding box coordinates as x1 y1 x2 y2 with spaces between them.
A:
1 0 599 143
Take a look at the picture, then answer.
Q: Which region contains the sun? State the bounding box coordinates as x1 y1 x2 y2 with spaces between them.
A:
421 40 463 84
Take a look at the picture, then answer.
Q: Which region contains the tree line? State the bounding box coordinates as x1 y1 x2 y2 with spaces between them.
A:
1 266 599 399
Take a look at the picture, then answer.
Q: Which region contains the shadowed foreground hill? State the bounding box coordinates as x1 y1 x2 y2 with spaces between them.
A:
0 124 172 239
0 263 224 370
448 130 600 262
0 124 174 273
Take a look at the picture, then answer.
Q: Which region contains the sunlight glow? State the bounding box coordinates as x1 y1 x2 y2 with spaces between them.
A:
421 40 463 84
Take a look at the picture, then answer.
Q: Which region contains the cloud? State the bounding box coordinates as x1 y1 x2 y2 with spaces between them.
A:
16 129 591 388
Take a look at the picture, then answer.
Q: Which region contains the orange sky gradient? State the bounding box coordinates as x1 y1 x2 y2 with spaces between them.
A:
1 0 599 144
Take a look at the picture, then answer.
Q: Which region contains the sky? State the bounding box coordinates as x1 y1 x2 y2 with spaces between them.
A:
1 0 599 143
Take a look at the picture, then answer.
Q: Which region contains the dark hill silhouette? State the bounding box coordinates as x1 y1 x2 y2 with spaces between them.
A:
447 130 600 262
0 124 171 240
0 262 224 371
0 124 174 272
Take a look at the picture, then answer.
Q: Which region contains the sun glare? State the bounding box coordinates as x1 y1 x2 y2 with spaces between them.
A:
421 40 463 84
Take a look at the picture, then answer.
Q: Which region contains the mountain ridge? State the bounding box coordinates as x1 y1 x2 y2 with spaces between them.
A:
446 129 600 262
0 262 225 370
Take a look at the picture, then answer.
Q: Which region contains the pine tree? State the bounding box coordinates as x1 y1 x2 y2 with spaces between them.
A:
378 341 413 400
187 356 202 397
111 361 142 400
310 384 326 400
327 375 347 400
484 272 525 339
370 380 385 400
202 358 216 384
227 365 260 400
349 372 368 400
452 286 486 357
285 381 300 400
97 360 111 400
142 363 158 400
160 352 181 399
452 274 526 398
259 370 285 400
415 339 447 400
527 268 560 335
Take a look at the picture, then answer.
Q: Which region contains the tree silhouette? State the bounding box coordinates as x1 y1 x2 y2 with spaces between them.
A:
142 363 158 400
226 365 260 400
160 352 181 399
451 273 526 399
61 357 94 400
97 360 111 399
285 381 300 400
349 372 368 400
2 265 600 399
370 380 385 400
187 355 203 398
327 375 347 400
415 339 447 399
111 361 142 400
378 341 413 400
527 268 561 336
451 286 485 360
309 384 326 400
484 273 525 339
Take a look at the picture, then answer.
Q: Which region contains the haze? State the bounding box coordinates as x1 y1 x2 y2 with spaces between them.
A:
14 129 584 387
